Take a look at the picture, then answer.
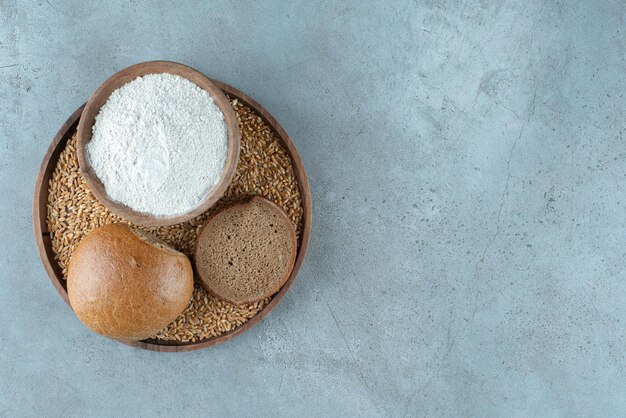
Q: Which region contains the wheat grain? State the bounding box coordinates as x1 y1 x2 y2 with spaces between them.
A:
46 97 303 342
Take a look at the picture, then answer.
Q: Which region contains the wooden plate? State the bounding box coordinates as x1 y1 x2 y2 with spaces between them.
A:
77 61 241 227
33 80 312 352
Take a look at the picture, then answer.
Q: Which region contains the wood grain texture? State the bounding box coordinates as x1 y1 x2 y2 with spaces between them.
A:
76 61 241 227
33 79 312 352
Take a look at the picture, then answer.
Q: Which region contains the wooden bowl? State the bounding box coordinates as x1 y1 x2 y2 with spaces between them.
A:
33 80 312 352
76 61 241 227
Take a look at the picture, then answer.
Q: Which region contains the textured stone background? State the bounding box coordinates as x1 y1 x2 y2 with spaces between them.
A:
1 0 624 416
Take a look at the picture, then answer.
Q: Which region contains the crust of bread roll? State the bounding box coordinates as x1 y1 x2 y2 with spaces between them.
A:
67 223 193 341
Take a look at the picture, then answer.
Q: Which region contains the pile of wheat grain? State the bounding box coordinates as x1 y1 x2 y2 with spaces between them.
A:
46 97 303 343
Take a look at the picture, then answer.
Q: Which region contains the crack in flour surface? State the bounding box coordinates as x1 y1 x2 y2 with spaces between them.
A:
87 73 228 217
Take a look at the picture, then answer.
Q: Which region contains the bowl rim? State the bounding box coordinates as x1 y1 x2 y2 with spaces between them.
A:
76 61 241 227
33 79 312 352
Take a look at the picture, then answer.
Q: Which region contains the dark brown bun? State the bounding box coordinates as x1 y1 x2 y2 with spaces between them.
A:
67 223 194 341
194 196 297 305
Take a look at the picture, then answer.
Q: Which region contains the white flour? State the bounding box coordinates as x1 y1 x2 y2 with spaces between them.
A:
87 73 228 217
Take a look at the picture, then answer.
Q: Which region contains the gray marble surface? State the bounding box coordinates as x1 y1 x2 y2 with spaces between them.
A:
1 0 625 416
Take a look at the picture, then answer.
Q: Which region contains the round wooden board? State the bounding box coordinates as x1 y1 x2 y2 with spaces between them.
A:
33 80 312 352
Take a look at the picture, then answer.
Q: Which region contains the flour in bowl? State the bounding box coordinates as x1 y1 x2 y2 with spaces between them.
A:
87 73 228 217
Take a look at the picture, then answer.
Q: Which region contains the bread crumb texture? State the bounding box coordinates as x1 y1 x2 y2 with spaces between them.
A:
195 197 297 305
